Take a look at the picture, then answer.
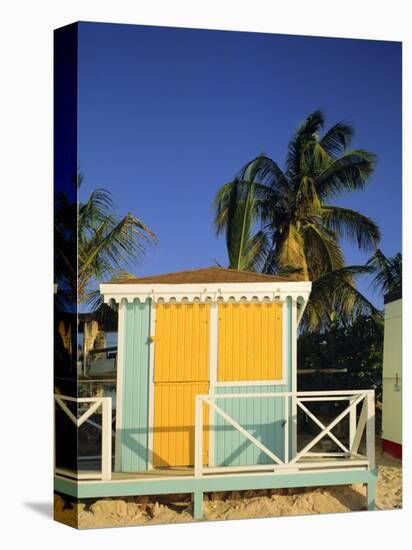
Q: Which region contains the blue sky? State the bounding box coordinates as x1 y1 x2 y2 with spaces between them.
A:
78 22 402 308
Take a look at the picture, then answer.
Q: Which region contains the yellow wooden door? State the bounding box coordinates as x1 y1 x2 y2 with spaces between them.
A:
218 302 282 381
153 303 209 467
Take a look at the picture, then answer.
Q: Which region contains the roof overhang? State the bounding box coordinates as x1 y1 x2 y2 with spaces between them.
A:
100 281 312 304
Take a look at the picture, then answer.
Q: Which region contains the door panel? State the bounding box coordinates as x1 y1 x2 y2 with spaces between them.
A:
153 303 210 467
153 381 209 467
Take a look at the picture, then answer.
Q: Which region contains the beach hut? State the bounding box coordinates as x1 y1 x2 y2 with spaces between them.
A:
54 266 377 518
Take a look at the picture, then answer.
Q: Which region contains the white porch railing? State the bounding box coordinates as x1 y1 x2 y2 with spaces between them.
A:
195 390 375 477
54 394 112 481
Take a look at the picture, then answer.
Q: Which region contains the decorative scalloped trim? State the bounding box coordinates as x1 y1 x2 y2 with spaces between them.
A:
106 292 309 305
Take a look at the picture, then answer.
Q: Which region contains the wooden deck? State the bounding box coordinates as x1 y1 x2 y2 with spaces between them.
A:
56 455 370 485
54 461 378 518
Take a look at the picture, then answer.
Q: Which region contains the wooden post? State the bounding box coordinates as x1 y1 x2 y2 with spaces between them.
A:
367 481 376 510
193 490 204 519
284 396 289 463
114 300 125 472
366 390 376 469
208 302 218 467
195 396 203 478
101 397 112 481
291 298 298 457
349 396 357 451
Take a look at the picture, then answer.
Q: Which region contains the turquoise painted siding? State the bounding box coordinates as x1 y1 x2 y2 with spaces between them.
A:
214 298 293 466
118 299 151 472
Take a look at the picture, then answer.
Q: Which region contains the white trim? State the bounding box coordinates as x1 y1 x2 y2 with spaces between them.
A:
297 400 349 453
298 396 353 401
54 395 112 481
282 299 288 387
289 393 365 464
195 396 203 477
202 460 369 474
199 390 370 398
54 397 107 428
100 281 311 305
101 398 112 480
212 298 287 388
193 391 373 478
284 396 289 463
366 390 376 469
77 401 103 428
114 300 125 472
214 379 285 387
208 302 218 467
291 298 298 457
147 301 157 470
351 397 368 454
55 469 104 480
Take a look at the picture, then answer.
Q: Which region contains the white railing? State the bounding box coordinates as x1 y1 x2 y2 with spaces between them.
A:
195 390 375 477
54 394 112 481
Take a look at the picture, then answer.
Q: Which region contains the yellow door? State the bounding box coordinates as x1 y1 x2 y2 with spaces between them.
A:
218 302 282 381
153 303 209 467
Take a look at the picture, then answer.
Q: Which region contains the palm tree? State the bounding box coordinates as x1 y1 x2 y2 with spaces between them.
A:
367 249 402 295
214 110 381 328
55 174 156 310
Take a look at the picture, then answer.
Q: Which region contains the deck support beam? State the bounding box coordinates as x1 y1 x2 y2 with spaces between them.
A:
193 491 204 519
367 479 377 510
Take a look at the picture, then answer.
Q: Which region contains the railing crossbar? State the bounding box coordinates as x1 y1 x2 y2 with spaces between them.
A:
203 397 284 466
290 393 366 464
297 400 349 453
54 394 112 481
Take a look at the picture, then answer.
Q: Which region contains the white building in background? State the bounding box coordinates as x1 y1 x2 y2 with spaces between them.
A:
382 288 402 459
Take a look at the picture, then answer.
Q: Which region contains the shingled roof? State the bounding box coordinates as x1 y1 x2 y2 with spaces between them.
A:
108 266 297 285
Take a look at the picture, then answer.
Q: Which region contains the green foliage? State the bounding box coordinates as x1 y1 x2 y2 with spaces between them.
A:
367 249 402 295
54 174 156 309
214 110 382 329
298 315 383 400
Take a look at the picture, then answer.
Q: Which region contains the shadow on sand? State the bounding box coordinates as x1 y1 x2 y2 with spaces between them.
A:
23 501 53 519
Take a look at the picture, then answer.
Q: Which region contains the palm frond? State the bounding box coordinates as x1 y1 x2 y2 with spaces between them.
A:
320 121 355 157
316 150 376 198
302 264 381 331
322 206 380 251
304 223 345 276
367 249 402 294
225 179 259 270
237 155 291 197
286 110 325 179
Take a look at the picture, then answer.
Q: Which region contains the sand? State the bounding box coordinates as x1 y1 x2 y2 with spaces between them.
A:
54 449 402 529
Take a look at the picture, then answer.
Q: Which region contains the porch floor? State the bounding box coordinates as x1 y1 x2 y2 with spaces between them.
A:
56 455 370 484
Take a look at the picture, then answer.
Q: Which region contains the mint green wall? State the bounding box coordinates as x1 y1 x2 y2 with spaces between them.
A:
117 299 151 472
214 298 293 466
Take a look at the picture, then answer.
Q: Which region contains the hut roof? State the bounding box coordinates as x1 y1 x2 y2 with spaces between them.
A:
107 266 298 285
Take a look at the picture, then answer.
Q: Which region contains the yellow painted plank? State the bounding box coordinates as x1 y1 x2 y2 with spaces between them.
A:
218 302 282 381
153 382 209 467
154 303 210 382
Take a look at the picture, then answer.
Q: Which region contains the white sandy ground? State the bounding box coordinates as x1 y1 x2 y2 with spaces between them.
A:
54 449 402 529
